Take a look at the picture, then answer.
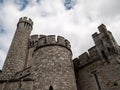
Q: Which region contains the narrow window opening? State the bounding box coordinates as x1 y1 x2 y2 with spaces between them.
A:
35 41 38 46
49 86 53 90
77 60 79 65
27 23 30 28
101 50 108 60
24 22 27 28
17 81 24 90
107 47 112 55
91 71 101 90
44 38 47 43
27 70 30 73
26 23 29 28
29 41 32 48
20 73 22 76
100 40 103 45
24 22 25 27
32 41 34 47
113 81 119 86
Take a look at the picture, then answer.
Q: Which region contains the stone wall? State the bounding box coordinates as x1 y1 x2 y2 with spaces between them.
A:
75 56 120 90
73 24 120 90
0 79 33 90
1 17 120 90
14 67 31 79
32 36 77 90
73 46 100 70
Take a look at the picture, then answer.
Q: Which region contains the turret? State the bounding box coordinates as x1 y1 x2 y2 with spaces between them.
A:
98 24 107 33
92 24 119 62
31 35 77 90
2 17 33 79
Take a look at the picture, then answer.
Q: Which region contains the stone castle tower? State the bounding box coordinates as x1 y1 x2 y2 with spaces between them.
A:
0 17 120 90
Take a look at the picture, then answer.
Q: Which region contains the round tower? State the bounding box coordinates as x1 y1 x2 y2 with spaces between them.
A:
2 17 33 79
32 35 77 90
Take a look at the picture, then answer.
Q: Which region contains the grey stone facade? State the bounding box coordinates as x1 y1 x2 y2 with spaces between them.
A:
32 36 77 90
73 24 120 90
0 17 120 90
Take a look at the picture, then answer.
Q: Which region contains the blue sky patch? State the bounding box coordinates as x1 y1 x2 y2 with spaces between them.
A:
64 0 76 10
14 0 29 11
0 26 5 34
0 0 3 4
36 0 40 3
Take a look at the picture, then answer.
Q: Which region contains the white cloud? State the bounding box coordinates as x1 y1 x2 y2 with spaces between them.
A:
0 0 120 69
0 50 6 69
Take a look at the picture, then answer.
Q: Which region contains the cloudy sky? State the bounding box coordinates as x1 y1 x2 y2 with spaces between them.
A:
0 0 120 69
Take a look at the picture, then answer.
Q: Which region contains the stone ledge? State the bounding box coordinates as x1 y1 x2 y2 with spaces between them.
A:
0 78 34 83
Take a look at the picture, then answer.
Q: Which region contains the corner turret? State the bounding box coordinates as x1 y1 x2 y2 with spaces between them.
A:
98 24 107 33
92 24 119 62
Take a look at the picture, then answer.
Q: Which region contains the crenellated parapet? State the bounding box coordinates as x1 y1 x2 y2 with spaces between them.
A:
73 46 100 70
18 17 33 25
29 35 39 48
73 24 120 71
88 46 99 60
73 52 90 70
29 35 71 52
17 17 33 29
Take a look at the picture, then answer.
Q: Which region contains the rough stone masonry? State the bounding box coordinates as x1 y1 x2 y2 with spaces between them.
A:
0 17 120 90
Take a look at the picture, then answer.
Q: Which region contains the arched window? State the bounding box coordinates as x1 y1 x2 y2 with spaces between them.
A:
49 86 53 90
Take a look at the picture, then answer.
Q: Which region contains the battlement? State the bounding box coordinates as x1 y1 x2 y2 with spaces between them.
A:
17 17 33 29
78 52 90 65
92 32 99 38
98 24 107 33
18 17 33 25
29 35 39 48
30 35 39 43
92 24 109 39
29 35 71 51
73 52 90 70
88 46 100 60
73 46 100 70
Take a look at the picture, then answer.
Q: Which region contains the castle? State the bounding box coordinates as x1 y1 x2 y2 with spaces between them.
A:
0 17 120 90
